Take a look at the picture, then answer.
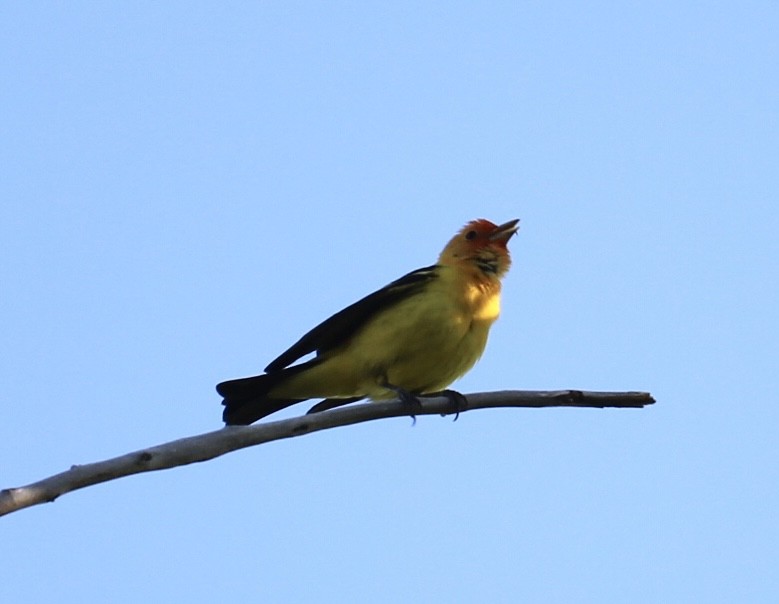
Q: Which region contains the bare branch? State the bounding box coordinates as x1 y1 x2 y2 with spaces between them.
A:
0 389 654 517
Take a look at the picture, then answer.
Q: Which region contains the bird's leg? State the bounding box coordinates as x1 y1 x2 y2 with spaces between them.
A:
423 389 469 421
381 381 423 425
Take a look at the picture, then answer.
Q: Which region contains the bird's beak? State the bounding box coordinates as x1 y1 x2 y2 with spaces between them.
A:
489 219 520 242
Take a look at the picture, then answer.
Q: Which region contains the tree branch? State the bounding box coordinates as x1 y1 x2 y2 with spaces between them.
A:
0 389 654 517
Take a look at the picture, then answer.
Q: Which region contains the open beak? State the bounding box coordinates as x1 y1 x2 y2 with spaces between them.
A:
489 218 520 242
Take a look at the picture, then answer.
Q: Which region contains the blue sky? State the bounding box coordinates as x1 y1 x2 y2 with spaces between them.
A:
2 2 778 602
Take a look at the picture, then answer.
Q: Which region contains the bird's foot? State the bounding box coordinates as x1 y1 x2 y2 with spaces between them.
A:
382 382 423 425
425 389 468 421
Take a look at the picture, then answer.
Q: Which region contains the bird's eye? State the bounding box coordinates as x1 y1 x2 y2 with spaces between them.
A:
465 230 477 240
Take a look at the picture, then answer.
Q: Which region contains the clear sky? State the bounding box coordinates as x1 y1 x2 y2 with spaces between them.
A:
2 2 778 602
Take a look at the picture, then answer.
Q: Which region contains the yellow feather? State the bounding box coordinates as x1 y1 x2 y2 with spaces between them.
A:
271 264 504 400
218 218 519 424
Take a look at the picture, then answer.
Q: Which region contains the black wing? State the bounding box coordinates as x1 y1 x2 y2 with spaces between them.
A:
264 264 440 372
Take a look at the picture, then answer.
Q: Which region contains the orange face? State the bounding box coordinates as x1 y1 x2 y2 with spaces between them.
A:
439 218 520 277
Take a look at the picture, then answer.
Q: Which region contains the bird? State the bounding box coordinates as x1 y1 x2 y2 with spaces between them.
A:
217 218 519 425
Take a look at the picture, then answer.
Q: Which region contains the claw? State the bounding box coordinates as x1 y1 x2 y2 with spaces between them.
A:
426 389 468 421
381 381 423 425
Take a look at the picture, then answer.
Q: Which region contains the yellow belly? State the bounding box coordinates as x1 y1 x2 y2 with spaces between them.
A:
270 274 501 400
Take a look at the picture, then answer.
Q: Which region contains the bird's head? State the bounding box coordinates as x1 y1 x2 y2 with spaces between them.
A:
438 218 520 278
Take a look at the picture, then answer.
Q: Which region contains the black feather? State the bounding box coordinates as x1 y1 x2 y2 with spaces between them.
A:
265 265 438 372
218 264 440 425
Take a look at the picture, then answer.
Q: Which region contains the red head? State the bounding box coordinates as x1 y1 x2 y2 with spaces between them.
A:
438 218 520 278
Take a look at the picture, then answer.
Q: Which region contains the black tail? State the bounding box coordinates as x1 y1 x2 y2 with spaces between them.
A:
217 365 312 425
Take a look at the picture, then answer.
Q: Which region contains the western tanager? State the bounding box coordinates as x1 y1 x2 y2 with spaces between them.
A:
218 218 519 425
